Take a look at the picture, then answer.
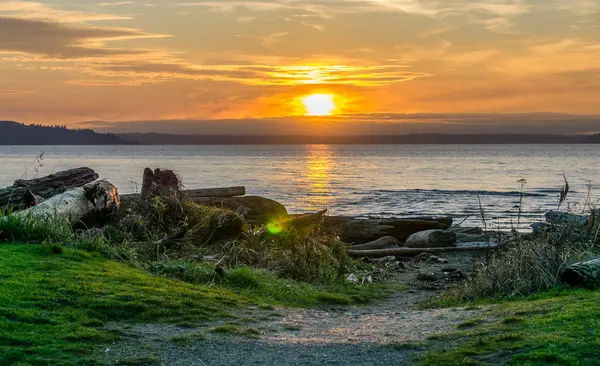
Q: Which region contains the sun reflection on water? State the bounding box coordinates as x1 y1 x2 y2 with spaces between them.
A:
298 145 335 212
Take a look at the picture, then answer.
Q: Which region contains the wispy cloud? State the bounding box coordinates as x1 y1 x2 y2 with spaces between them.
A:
0 89 36 95
0 1 131 22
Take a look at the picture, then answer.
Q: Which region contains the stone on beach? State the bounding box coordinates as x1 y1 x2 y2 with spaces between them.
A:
322 216 453 244
404 230 457 248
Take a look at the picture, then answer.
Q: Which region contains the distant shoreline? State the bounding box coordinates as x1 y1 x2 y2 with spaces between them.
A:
1 121 599 144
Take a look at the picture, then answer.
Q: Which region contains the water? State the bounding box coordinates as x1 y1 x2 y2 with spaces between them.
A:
1 145 599 229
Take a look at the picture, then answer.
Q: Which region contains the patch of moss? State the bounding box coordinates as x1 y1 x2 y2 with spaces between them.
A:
422 289 600 365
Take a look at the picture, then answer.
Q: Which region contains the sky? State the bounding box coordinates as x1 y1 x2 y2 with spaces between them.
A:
1 0 600 134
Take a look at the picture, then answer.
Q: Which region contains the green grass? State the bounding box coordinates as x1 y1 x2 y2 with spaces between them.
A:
151 261 404 308
422 289 600 365
0 243 249 365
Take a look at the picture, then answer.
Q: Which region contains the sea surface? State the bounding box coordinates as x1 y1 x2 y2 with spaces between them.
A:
1 145 599 230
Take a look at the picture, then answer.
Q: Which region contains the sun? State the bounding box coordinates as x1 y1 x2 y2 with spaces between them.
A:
301 94 336 116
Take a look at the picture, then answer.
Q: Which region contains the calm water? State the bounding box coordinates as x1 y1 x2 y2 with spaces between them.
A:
1 145 599 229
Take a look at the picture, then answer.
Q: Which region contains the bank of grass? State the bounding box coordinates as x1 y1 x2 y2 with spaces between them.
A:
422 288 600 365
0 243 390 365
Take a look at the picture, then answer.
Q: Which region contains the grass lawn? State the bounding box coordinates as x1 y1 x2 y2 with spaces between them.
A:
0 243 397 365
422 289 600 365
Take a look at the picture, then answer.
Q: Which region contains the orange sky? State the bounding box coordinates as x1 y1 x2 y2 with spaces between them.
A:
1 1 600 131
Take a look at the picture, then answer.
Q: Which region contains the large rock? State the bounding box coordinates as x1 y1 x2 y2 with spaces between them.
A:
191 196 288 224
404 230 457 248
322 216 453 244
545 211 589 226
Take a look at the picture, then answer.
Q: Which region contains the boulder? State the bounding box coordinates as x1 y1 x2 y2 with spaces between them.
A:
405 230 457 248
322 216 453 244
191 196 288 225
545 211 589 227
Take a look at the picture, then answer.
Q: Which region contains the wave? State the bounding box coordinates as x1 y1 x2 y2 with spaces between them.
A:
360 189 548 198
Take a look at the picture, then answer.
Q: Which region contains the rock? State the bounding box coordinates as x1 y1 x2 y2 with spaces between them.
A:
561 258 600 288
351 236 399 250
369 255 397 264
405 230 457 248
417 273 438 282
429 255 448 264
322 216 453 244
192 196 288 225
545 211 589 226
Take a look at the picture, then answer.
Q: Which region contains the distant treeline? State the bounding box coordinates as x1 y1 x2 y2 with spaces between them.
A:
1 121 599 145
0 121 131 145
121 132 600 145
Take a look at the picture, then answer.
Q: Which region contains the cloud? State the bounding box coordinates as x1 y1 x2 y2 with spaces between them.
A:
98 1 136 6
0 89 35 95
87 62 431 86
0 17 169 59
0 1 131 22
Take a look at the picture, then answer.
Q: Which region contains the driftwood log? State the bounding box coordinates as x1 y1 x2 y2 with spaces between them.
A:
351 236 399 250
0 167 99 209
121 187 246 201
321 216 453 244
560 258 600 288
12 180 120 226
349 243 499 258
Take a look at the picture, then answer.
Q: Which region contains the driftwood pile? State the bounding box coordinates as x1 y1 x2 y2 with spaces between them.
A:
1 167 503 259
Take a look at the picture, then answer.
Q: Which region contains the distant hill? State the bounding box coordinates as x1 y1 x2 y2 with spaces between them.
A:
120 133 590 145
582 134 600 143
0 121 132 145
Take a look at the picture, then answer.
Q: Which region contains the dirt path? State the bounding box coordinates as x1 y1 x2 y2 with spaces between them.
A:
100 252 482 365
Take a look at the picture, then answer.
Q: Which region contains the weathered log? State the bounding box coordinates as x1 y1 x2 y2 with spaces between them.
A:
140 168 181 200
560 258 600 288
186 187 246 199
405 230 457 248
321 216 453 244
0 167 99 209
351 236 399 250
12 180 120 226
349 243 500 258
121 187 246 201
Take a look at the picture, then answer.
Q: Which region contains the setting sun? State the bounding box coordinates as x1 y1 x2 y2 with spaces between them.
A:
301 94 336 116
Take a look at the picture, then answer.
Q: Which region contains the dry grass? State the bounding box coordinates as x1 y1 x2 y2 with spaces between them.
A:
453 236 598 299
219 226 349 283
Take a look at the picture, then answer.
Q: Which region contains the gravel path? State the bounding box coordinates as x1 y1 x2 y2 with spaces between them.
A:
100 252 482 365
